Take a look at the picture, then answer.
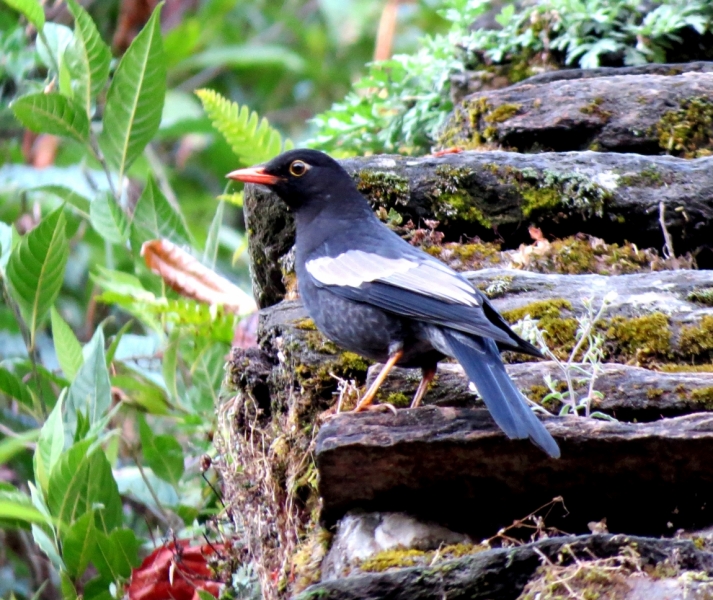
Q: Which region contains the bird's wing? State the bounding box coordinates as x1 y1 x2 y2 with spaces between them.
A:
305 249 524 348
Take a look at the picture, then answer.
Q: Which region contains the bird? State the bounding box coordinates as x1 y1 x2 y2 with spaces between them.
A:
227 149 560 458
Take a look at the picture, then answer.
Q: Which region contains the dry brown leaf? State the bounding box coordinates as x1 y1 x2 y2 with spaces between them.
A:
141 239 257 314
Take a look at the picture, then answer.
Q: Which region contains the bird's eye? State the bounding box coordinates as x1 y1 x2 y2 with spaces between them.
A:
289 160 309 177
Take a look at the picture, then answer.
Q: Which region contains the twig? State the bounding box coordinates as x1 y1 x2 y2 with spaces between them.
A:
659 201 676 261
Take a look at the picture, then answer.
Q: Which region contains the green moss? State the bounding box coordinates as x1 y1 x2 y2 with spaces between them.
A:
502 299 572 323
646 388 664 399
358 543 487 573
355 171 410 208
657 97 713 157
492 165 611 219
529 384 549 403
660 363 713 373
688 287 713 306
305 330 339 354
429 165 492 227
691 387 713 409
484 102 521 123
502 299 577 356
521 186 561 216
679 315 713 357
606 313 671 357
618 166 665 188
579 96 612 121
295 318 318 331
359 548 426 572
385 392 411 408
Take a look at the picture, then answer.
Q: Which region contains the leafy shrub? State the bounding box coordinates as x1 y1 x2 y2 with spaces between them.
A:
310 0 713 155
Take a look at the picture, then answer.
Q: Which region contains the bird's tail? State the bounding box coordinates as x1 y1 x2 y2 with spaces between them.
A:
441 328 560 458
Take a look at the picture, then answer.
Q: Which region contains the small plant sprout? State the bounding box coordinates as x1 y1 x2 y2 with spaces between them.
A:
513 291 619 419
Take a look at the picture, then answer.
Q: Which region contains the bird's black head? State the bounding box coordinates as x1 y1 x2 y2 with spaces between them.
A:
227 149 360 213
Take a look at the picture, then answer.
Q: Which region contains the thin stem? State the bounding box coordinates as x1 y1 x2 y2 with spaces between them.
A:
1 285 47 418
37 29 61 76
88 131 119 201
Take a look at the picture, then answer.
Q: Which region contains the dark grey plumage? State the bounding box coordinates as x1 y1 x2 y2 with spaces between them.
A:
228 149 560 458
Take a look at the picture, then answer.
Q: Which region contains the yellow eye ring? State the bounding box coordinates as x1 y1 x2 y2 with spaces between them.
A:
289 160 309 177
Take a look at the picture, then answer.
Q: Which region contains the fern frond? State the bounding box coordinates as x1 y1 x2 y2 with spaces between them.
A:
196 88 292 166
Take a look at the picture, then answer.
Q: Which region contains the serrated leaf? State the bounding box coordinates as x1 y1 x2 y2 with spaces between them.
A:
90 192 130 244
65 0 111 116
62 510 97 578
196 88 288 166
138 415 183 485
0 367 33 408
12 93 89 143
34 395 66 493
131 176 190 247
99 4 166 179
6 207 69 348
51 307 83 380
2 0 44 28
66 328 111 429
94 528 139 580
48 440 122 534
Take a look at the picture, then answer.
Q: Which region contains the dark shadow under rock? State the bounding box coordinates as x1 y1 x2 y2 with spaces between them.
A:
316 409 713 538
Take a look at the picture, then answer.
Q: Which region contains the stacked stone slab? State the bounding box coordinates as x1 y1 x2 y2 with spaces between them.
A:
221 63 713 599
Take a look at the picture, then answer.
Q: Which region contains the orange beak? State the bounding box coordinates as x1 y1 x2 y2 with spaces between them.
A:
226 166 282 185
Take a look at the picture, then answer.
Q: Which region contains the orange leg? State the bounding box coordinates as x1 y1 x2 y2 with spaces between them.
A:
353 350 403 412
410 365 437 408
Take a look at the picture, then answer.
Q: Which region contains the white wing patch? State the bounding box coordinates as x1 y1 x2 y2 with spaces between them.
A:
306 250 479 306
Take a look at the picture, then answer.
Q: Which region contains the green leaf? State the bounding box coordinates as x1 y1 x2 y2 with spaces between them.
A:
203 200 224 269
65 0 111 116
138 415 184 485
6 207 69 348
48 440 122 534
66 328 111 429
111 373 170 415
12 93 90 143
51 307 83 380
0 429 39 465
0 367 33 408
0 487 52 528
197 591 219 600
62 510 97 578
106 319 134 365
60 570 78 600
181 44 305 73
196 88 288 166
94 528 140 580
2 0 44 28
31 185 91 217
90 192 130 244
34 394 66 493
99 3 166 179
0 221 14 273
131 176 190 247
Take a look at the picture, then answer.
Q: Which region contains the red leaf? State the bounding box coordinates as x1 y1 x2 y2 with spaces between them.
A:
127 540 226 600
